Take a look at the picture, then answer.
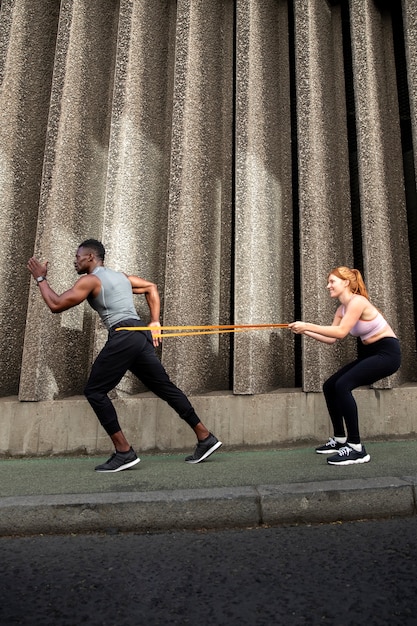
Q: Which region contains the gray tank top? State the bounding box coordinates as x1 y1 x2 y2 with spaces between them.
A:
87 266 140 330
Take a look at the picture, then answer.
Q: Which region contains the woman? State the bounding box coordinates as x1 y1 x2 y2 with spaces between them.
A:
288 266 401 465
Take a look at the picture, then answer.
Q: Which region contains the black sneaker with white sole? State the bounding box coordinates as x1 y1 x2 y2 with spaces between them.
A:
95 447 140 472
185 433 222 464
327 444 370 465
315 437 346 454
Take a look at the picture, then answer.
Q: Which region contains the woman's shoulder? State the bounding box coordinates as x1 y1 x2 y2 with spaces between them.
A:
356 295 383 319
348 293 369 308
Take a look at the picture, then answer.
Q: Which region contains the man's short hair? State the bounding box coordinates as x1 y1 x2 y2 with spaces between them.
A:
79 239 105 261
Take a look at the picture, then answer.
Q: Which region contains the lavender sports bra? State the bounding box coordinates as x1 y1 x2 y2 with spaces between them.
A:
341 303 387 342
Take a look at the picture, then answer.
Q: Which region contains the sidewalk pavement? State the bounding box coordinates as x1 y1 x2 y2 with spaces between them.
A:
1 440 416 536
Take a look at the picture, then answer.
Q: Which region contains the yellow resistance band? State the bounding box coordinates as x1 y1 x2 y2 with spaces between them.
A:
116 323 289 338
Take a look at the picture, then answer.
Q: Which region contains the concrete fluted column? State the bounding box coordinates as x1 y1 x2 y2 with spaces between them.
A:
161 0 234 394
295 0 355 391
0 0 60 396
350 0 416 386
19 0 120 400
234 0 295 394
402 0 417 213
94 0 177 395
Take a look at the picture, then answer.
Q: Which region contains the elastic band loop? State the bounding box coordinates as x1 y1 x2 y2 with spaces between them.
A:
115 323 289 338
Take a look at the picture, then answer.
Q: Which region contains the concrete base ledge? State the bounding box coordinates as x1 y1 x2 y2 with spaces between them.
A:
2 384 417 456
1 477 416 537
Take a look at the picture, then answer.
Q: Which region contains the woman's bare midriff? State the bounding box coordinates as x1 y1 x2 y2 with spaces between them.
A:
362 324 397 345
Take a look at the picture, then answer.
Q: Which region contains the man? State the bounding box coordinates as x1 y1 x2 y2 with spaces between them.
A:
27 239 222 472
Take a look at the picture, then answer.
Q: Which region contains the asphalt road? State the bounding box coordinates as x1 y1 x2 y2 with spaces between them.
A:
1 517 417 625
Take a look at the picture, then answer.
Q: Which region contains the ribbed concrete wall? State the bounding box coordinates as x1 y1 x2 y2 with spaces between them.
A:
1 0 416 452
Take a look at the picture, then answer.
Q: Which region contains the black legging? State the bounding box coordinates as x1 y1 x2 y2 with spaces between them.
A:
322 338 401 444
84 319 201 436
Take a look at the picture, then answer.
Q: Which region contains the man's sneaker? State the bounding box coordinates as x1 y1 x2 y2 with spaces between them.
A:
327 444 371 466
315 437 346 454
95 447 140 472
185 433 222 464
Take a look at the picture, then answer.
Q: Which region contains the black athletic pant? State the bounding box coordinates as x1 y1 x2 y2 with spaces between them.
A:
322 337 401 444
84 319 201 436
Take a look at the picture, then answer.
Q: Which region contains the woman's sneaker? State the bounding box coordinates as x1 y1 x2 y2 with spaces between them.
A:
327 444 371 465
315 437 345 454
95 447 140 472
185 433 222 464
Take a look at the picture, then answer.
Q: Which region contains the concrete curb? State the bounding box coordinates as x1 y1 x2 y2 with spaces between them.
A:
1 476 416 536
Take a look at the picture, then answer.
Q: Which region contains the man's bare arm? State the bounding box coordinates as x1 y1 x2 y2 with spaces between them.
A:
127 275 161 346
127 275 161 324
27 257 99 313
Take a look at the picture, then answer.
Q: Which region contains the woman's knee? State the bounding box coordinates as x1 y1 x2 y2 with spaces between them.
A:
323 377 336 395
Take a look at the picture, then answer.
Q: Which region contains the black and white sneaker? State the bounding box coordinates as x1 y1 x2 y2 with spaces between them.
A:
315 437 346 454
185 433 222 464
327 444 370 465
95 447 140 472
